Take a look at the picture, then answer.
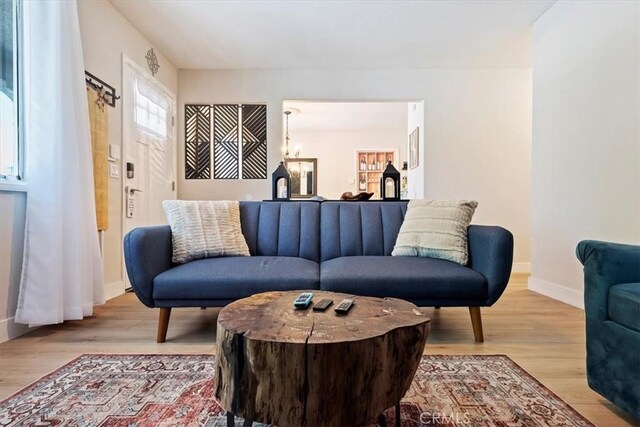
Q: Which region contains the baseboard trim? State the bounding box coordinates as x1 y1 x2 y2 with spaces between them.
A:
528 276 584 309
512 262 531 274
105 281 125 301
0 317 36 343
0 281 125 344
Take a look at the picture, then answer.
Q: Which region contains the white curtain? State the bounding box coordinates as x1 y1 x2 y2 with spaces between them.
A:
16 0 105 326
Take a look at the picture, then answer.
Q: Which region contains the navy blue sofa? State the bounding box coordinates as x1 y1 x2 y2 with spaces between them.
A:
124 201 513 343
577 240 640 419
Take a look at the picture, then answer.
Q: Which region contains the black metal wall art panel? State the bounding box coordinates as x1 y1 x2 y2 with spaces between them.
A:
185 142 211 179
184 103 267 180
241 104 267 179
213 105 239 179
184 104 211 179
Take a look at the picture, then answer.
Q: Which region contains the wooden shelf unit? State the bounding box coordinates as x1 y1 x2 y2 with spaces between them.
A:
355 149 397 199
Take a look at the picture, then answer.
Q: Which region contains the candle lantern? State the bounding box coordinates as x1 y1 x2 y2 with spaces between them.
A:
380 161 401 200
272 161 291 200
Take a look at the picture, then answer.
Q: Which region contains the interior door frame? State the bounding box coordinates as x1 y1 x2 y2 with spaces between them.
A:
120 54 177 289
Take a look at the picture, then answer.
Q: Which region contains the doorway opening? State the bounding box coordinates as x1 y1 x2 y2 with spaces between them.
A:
282 101 424 200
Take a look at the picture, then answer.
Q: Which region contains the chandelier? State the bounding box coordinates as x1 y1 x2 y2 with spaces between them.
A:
283 110 300 159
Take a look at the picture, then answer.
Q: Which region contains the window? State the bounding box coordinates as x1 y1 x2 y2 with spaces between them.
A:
0 0 21 180
134 78 169 139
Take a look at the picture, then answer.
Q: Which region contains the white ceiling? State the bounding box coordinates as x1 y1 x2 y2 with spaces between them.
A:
109 0 556 69
283 102 408 133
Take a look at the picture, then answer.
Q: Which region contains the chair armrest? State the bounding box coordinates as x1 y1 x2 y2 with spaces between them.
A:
123 225 173 308
467 225 514 306
576 240 640 321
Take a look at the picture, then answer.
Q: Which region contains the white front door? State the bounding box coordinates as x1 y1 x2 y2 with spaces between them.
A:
122 57 177 287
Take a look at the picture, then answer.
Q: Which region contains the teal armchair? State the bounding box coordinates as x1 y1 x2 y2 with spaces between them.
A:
577 240 640 419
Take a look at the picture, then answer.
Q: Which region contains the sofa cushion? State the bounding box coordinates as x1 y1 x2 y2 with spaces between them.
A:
320 201 408 261
153 256 319 301
320 256 487 301
163 200 249 263
240 201 320 262
392 200 478 265
608 283 640 333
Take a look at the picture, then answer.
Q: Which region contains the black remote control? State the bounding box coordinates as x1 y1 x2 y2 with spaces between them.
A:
334 299 354 314
312 299 333 311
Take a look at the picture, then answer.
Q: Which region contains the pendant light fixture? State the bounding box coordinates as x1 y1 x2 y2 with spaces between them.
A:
283 110 291 159
283 110 301 159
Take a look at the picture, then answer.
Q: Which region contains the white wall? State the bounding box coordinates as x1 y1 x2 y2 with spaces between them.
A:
407 102 425 199
77 0 177 298
530 1 640 307
178 68 532 264
290 130 406 200
0 191 32 341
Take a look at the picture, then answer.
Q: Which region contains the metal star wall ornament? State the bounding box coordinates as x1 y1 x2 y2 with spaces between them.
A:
145 48 160 76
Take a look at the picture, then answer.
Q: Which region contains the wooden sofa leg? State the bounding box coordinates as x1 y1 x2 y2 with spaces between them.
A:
157 307 171 343
469 307 484 343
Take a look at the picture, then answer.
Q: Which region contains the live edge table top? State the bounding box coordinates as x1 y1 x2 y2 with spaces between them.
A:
217 290 430 345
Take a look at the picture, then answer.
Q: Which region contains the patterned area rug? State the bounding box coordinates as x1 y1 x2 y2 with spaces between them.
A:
0 354 594 427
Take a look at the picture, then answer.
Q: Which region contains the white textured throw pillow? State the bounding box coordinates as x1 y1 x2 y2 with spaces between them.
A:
162 200 250 264
392 200 478 265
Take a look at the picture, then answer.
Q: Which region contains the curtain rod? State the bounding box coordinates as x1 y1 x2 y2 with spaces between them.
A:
85 70 120 107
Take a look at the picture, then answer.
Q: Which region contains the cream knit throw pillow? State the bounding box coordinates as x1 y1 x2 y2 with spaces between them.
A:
162 200 250 264
392 200 478 265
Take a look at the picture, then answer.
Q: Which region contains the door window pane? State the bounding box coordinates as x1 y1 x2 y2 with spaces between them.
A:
134 78 168 139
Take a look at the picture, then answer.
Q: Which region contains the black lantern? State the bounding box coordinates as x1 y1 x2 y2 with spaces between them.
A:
272 161 291 200
380 161 401 200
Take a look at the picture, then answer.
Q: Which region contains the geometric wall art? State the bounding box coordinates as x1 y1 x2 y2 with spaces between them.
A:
184 103 267 180
184 104 211 179
213 104 240 179
241 104 267 179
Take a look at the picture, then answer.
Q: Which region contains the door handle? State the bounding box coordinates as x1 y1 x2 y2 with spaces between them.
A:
127 187 143 195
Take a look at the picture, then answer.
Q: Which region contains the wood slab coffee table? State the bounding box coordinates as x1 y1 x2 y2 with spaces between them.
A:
214 290 430 427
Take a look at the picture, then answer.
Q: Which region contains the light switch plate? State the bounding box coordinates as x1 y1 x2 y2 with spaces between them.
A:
109 164 119 178
108 144 121 161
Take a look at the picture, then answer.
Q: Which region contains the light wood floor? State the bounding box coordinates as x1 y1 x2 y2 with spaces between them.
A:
0 275 637 427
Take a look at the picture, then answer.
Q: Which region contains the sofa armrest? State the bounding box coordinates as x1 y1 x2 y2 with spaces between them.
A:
123 225 173 308
467 225 514 306
576 240 640 321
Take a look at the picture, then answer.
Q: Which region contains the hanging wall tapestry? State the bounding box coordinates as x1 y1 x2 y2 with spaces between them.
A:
185 104 267 180
87 89 109 231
